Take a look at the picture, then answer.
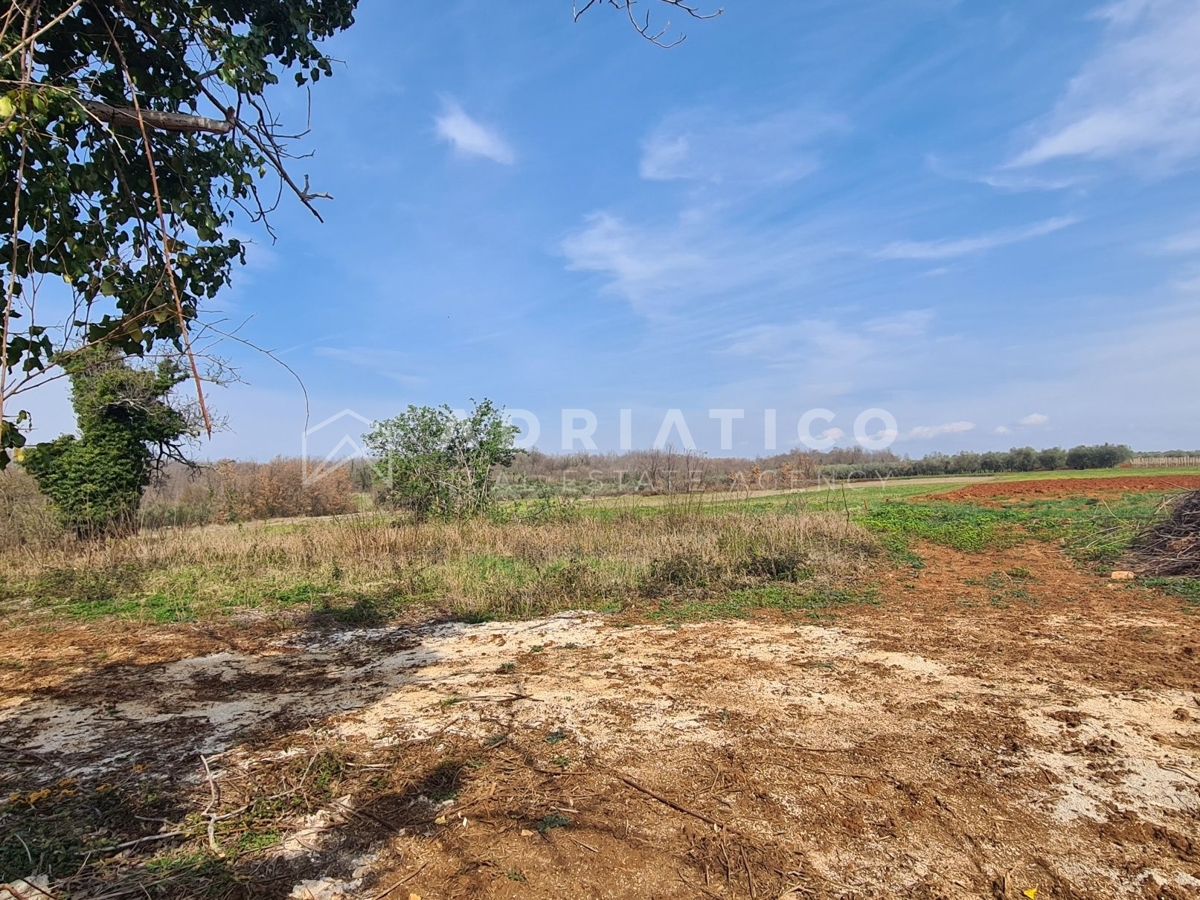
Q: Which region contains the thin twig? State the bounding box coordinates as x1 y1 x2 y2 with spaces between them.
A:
369 862 428 900
199 753 224 857
613 772 730 830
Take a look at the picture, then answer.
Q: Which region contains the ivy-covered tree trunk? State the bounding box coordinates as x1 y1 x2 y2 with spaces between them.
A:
22 347 198 536
1 0 359 463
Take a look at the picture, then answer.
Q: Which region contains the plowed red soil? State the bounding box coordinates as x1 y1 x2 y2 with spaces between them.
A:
942 474 1200 502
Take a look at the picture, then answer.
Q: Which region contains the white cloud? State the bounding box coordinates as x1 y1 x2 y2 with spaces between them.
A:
820 427 846 442
640 109 843 185
434 99 515 165
994 425 1012 435
561 212 709 315
561 210 833 318
905 421 976 440
1018 412 1050 426
1010 0 1200 170
925 154 1081 193
314 347 426 388
864 310 933 338
726 319 874 368
721 310 950 401
1173 271 1200 293
1156 229 1200 255
977 172 1083 192
875 217 1080 261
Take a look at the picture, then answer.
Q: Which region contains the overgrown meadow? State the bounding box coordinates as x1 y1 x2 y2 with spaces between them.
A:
2 478 1197 630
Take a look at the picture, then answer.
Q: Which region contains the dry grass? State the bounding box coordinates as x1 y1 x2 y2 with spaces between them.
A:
0 503 881 626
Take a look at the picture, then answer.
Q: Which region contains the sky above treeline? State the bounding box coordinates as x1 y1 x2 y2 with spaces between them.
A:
24 0 1200 458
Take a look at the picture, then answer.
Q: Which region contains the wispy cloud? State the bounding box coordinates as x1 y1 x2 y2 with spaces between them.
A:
434 99 515 165
905 421 976 440
722 310 948 400
561 210 833 317
1009 0 1200 170
1154 229 1200 255
561 212 708 315
639 108 844 185
875 216 1080 261
314 347 427 388
925 154 1081 193
1017 412 1050 426
864 310 933 337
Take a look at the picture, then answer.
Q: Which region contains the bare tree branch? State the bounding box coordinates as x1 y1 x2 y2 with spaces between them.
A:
574 0 723 48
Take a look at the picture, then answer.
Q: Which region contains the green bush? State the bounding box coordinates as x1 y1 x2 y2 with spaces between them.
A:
21 349 196 536
364 399 519 521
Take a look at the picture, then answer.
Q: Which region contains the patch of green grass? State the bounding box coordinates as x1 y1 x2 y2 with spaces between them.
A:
274 582 322 605
649 583 877 623
536 812 570 833
544 729 567 745
862 492 1170 569
1143 577 1200 607
234 829 280 853
863 501 1024 552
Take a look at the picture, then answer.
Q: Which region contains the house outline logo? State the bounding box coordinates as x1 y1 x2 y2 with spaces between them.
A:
301 409 377 486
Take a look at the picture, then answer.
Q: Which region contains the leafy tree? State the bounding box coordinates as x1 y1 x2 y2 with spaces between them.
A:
364 399 519 521
1066 443 1133 470
21 347 199 535
0 1 719 466
1008 446 1038 472
1 0 359 465
1037 447 1067 471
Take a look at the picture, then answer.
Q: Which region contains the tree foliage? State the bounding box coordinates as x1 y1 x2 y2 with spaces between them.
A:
21 347 198 535
0 0 717 465
364 399 520 521
1 0 359 465
1065 443 1133 470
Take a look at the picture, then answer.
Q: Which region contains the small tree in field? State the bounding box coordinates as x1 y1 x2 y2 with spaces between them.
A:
22 348 198 536
364 399 519 521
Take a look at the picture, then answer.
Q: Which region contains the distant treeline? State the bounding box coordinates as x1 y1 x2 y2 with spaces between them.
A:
503 443 1138 488
817 443 1135 480
0 441 1163 545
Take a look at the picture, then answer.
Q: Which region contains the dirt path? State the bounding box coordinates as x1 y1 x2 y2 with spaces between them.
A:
2 542 1197 899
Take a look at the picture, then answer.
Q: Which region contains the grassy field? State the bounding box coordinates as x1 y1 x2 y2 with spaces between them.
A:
3 475 1199 899
2 475 1196 630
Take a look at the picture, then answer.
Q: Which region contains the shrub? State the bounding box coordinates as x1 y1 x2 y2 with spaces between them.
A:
365 399 519 521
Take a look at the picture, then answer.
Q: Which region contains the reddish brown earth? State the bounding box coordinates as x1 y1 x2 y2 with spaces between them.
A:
2 533 1198 899
942 475 1200 502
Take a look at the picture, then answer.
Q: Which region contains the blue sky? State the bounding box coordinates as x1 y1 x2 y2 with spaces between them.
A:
26 0 1200 457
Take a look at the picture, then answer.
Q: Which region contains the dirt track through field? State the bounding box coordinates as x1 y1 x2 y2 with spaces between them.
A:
2 541 1198 899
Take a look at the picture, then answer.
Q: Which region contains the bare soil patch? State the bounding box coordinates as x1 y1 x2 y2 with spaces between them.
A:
941 475 1200 503
2 539 1198 899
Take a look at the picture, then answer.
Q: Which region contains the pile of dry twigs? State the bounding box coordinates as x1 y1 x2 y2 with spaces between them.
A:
1130 490 1200 576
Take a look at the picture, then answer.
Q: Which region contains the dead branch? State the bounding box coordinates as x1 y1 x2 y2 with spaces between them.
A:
83 101 235 135
612 771 731 830
574 0 723 48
